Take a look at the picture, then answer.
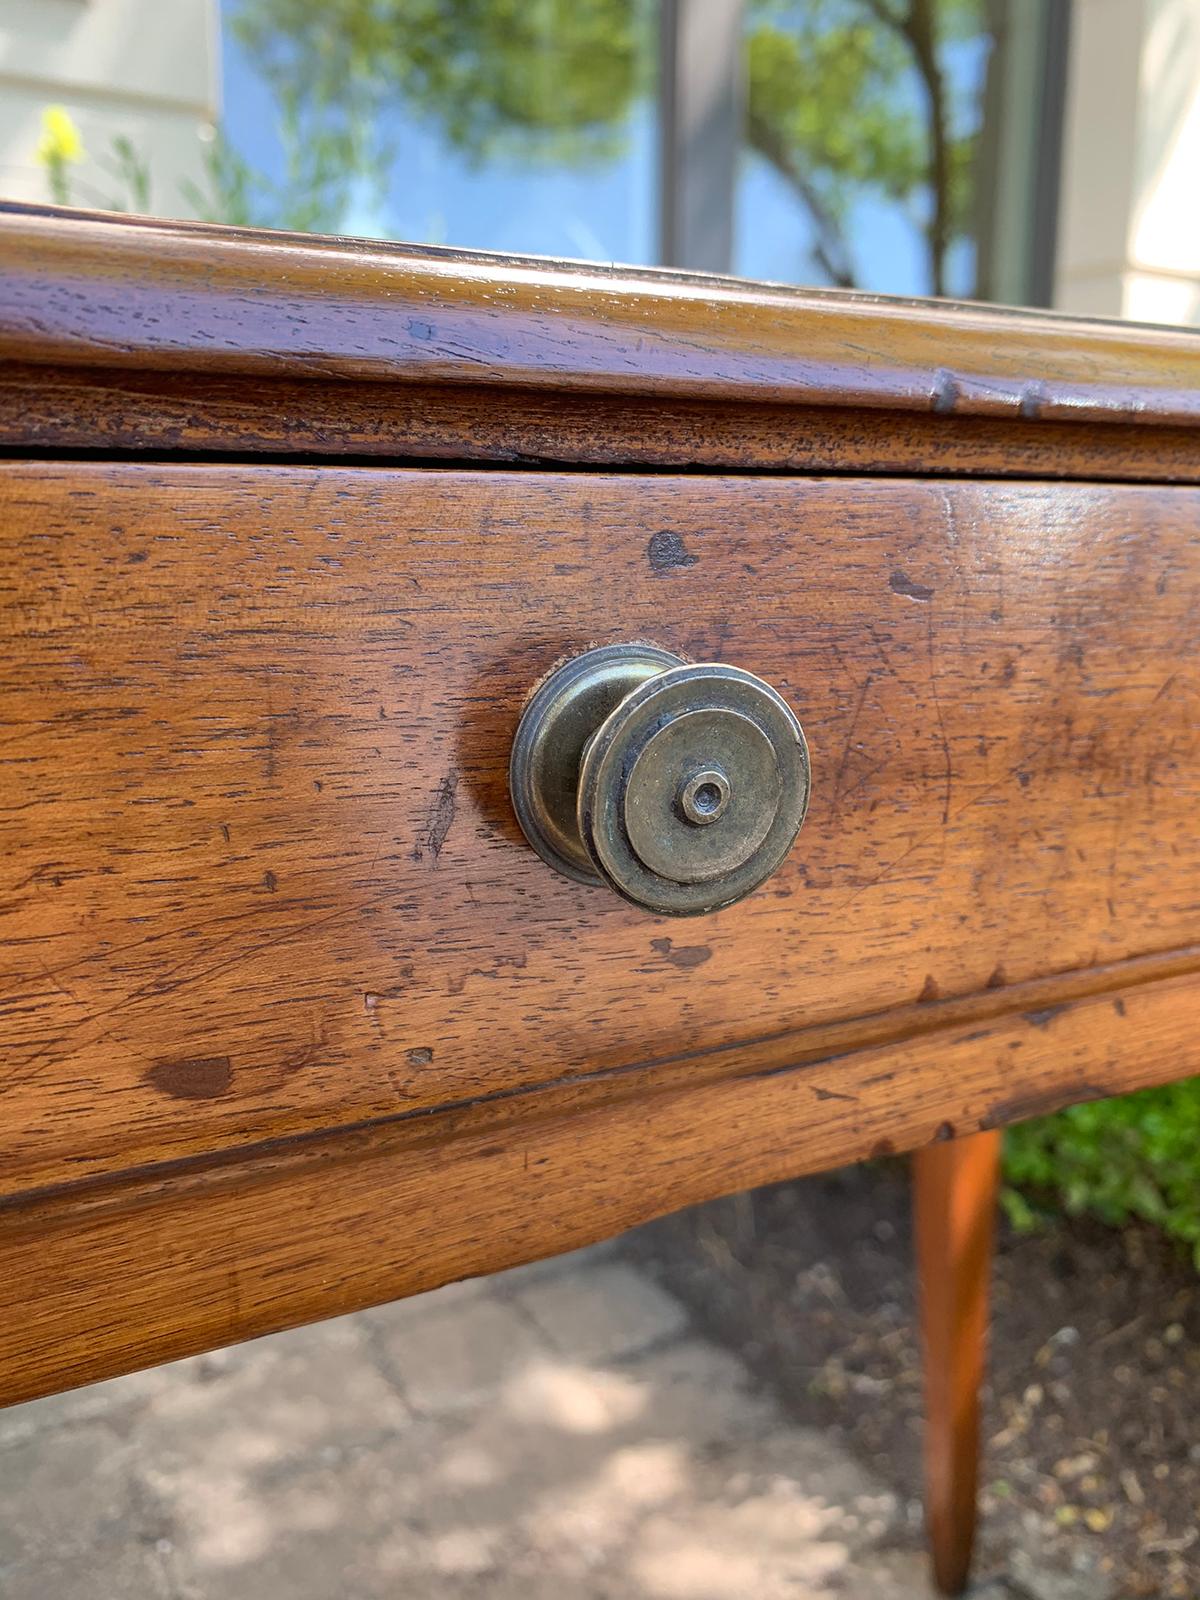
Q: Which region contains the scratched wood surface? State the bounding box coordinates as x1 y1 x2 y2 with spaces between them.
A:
2 460 1199 1210
4 205 1200 477
2 960 1198 1408
7 365 1200 484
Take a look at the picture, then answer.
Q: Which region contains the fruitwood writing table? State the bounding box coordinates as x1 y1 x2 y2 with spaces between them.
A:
2 203 1199 1593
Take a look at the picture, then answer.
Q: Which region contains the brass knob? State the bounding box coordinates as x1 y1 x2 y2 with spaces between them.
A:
510 643 810 916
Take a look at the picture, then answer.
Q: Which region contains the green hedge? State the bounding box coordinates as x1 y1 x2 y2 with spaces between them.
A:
1002 1078 1200 1268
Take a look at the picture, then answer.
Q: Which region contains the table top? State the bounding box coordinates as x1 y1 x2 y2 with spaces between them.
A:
2 201 1200 480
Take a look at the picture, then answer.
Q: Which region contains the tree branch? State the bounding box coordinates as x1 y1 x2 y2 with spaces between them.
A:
886 0 952 296
745 109 858 289
858 0 906 29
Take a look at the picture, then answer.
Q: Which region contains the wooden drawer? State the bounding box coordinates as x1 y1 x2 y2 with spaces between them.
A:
3 457 1198 1403
4 206 1200 1445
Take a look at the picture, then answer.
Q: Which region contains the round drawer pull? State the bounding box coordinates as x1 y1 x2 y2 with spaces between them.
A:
509 643 810 916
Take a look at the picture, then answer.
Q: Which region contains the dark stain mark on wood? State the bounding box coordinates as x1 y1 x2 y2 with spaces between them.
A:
650 937 712 970
812 1085 857 1103
1024 1004 1067 1029
146 1056 233 1100
413 772 458 863
219 823 231 843
981 1081 1109 1131
918 974 940 1002
1113 996 1126 1016
648 530 698 573
262 870 277 892
871 1137 896 1158
934 1120 956 1141
932 369 960 415
1020 382 1046 420
407 1046 434 1066
986 964 1007 989
890 569 934 601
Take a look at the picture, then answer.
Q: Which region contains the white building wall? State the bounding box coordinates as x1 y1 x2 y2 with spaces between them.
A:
0 0 219 217
1057 0 1200 325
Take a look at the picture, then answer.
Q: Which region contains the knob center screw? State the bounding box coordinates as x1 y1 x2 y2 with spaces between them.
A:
679 768 731 826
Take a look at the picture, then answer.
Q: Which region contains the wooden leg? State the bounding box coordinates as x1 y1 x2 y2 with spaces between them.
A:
914 1128 1002 1596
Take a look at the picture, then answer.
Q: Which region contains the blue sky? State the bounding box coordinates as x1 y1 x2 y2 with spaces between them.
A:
220 3 986 296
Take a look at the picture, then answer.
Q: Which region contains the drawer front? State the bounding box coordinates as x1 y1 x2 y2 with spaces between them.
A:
2 460 1199 1401
3 462 1198 1190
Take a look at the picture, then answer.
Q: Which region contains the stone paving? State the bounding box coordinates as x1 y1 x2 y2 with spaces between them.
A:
0 1243 1013 1599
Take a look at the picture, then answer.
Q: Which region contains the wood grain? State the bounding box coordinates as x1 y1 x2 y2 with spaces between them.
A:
3 463 1200 1199
3 212 1198 1578
5 366 1200 483
3 456 1200 1405
1 961 1197 1407
3 204 1200 425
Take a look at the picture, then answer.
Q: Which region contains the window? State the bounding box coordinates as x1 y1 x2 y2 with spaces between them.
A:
0 0 1070 310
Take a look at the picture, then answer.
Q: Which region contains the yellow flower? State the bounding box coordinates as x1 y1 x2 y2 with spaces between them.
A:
36 105 85 166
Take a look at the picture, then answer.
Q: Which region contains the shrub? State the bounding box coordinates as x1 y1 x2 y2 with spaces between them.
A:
1003 1078 1200 1268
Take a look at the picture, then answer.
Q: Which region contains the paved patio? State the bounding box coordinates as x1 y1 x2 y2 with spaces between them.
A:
0 1243 1018 1598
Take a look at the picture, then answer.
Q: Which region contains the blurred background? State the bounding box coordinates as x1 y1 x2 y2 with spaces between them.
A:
1 0 1199 323
1 4 1199 1599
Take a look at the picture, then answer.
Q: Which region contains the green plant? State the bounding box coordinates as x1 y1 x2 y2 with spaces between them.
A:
103 134 152 212
1003 1079 1200 1268
181 91 365 233
36 96 347 234
36 105 85 204
36 105 152 213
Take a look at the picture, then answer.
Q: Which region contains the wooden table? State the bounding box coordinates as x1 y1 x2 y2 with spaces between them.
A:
2 203 1198 1594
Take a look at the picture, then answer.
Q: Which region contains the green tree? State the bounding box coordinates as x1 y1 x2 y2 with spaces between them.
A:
226 0 989 292
233 0 649 166
745 0 985 293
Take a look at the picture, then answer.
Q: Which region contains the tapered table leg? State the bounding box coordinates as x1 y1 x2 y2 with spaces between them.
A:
914 1128 1002 1596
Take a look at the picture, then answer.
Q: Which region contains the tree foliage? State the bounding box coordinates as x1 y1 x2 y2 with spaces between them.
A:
223 0 990 292
232 0 650 166
744 0 985 291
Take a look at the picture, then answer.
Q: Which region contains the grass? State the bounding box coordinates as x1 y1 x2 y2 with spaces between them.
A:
1003 1078 1200 1268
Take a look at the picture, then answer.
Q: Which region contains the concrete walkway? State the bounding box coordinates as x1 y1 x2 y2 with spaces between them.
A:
0 1244 981 1598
